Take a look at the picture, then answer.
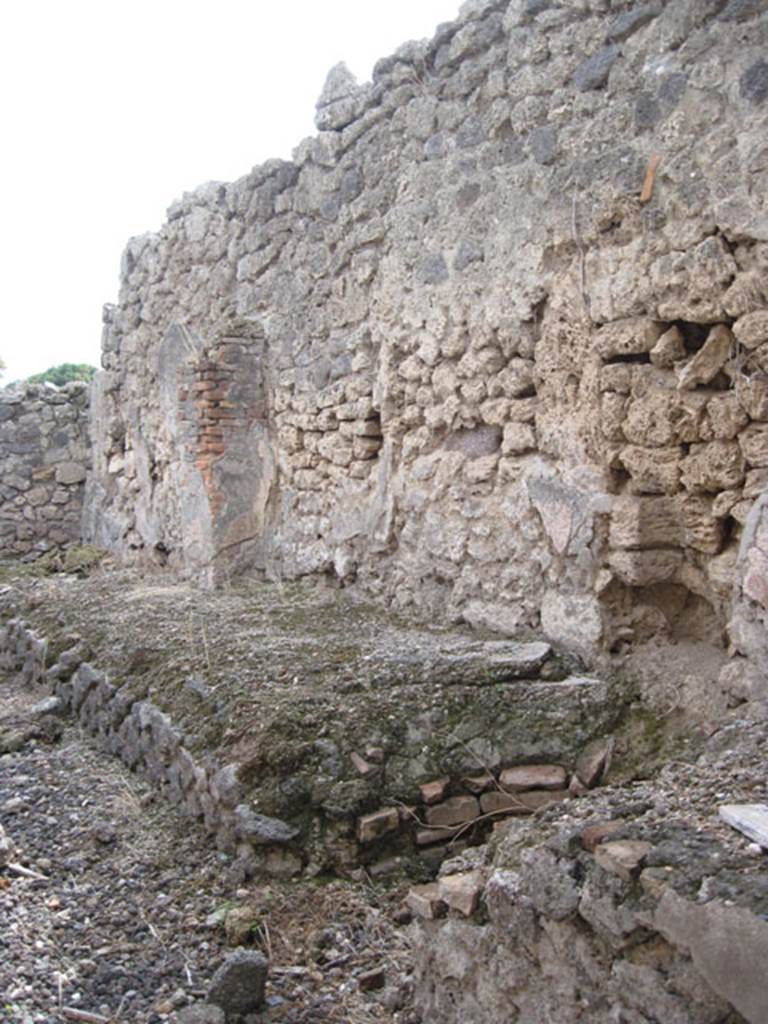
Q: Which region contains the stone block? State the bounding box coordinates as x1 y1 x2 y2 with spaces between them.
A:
406 883 447 920
610 494 723 553
480 789 569 815
650 325 686 369
619 445 681 494
736 378 768 421
594 839 652 881
425 796 480 828
740 424 768 467
676 324 734 389
594 318 663 359
437 871 485 916
356 807 400 843
681 440 744 493
579 820 624 853
419 779 450 805
207 950 268 1017
733 310 768 349
608 549 682 586
499 764 567 791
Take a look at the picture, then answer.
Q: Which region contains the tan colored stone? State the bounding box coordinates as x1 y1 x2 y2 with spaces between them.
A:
736 377 768 421
594 839 652 881
619 445 681 494
706 393 749 440
740 424 768 467
608 549 682 586
579 820 624 853
499 764 567 791
405 883 447 920
502 422 536 455
623 390 708 447
712 489 741 518
609 495 723 554
649 325 686 369
437 870 485 917
419 779 450 805
594 318 664 359
574 736 614 788
507 397 538 422
744 467 768 498
677 324 734 390
733 310 768 349
601 393 627 442
356 808 400 844
600 364 632 394
425 795 480 828
680 441 745 494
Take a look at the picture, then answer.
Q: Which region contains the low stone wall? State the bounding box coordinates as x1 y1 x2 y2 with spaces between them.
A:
0 609 621 882
0 382 90 558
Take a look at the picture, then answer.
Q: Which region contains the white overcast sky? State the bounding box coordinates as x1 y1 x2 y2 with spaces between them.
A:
1 0 460 383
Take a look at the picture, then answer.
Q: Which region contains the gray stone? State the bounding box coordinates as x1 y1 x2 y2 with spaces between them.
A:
572 45 621 91
740 59 768 105
233 806 299 845
606 4 661 43
175 1004 226 1024
207 950 268 1017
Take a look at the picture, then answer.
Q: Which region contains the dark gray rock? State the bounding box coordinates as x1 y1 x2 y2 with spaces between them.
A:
606 3 661 43
176 1004 226 1024
572 45 621 92
208 950 268 1017
233 806 299 845
741 59 768 105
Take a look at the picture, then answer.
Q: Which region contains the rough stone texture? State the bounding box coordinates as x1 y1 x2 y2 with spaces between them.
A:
78 0 768 660
207 949 268 1016
0 381 90 557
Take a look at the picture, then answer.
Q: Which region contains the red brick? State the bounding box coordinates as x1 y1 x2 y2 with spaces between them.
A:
419 779 450 805
499 765 567 791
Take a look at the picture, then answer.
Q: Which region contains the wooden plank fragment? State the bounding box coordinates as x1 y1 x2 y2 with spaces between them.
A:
718 804 768 847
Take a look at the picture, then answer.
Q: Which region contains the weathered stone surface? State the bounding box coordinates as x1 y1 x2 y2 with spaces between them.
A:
608 549 682 586
677 325 734 390
579 821 624 853
406 883 447 920
499 765 567 791
207 950 268 1016
420 779 450 805
593 840 652 882
574 737 614 789
0 382 89 556
438 871 485 917
718 804 768 848
480 789 569 816
356 807 400 843
654 889 768 1024
426 796 480 828
70 0 768 671
734 311 768 349
176 1004 226 1024
233 806 299 846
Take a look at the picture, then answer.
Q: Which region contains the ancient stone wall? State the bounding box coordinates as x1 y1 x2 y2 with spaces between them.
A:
0 382 90 558
85 0 768 654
